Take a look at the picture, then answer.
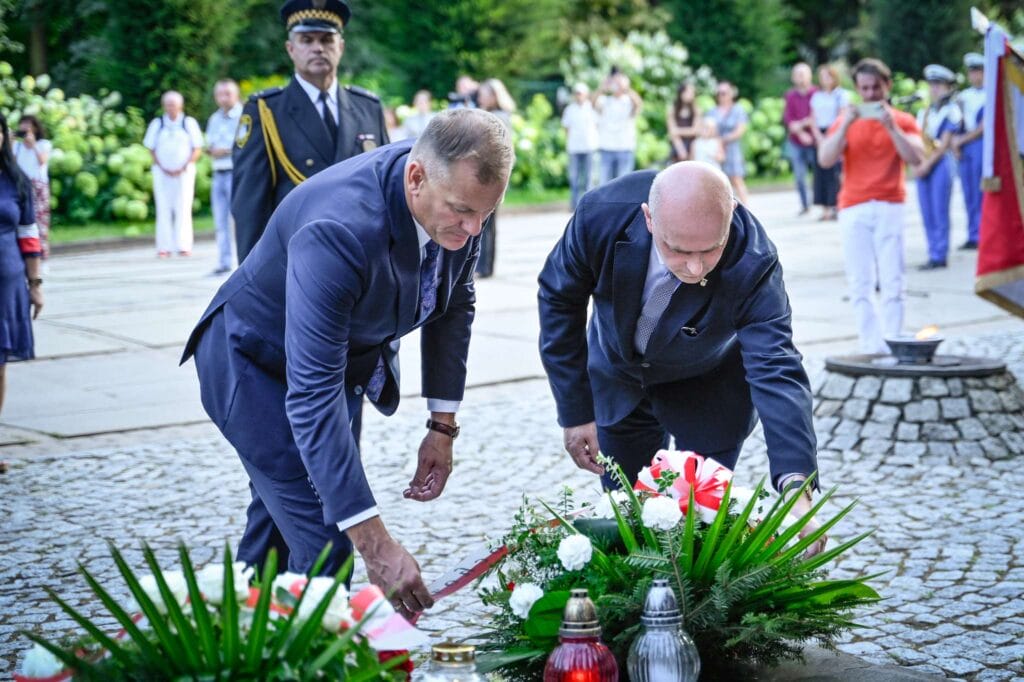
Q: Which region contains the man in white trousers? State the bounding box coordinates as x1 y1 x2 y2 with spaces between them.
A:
818 59 924 354
144 91 204 258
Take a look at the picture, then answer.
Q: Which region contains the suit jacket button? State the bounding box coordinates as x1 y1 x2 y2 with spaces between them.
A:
305 158 314 167
353 386 363 396
641 362 651 368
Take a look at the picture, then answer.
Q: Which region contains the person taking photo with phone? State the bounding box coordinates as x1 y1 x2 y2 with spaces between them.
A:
818 58 924 355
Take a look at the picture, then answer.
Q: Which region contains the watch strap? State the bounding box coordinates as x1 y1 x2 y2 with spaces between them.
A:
426 418 459 439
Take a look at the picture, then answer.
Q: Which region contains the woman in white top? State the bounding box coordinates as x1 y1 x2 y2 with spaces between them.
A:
809 64 849 220
12 115 52 258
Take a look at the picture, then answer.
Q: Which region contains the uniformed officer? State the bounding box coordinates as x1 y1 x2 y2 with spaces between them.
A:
953 52 985 251
232 0 388 263
913 64 961 270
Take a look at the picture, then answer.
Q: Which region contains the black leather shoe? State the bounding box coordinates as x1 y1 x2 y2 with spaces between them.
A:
959 241 978 250
917 260 948 271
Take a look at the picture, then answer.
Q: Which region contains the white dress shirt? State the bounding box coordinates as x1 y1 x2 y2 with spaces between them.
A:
295 73 338 125
205 103 243 171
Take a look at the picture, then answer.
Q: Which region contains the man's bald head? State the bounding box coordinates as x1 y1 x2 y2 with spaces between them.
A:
643 162 736 285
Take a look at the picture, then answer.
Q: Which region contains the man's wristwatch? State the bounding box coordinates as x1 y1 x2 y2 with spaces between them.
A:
426 419 460 440
27 278 42 288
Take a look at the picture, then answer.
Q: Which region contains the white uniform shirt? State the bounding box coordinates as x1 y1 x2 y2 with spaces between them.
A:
143 114 204 171
958 87 985 132
596 94 637 151
295 73 338 125
561 101 598 153
205 103 243 171
917 99 962 142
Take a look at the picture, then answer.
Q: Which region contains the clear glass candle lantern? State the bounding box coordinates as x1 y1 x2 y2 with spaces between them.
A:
627 579 701 682
543 588 619 682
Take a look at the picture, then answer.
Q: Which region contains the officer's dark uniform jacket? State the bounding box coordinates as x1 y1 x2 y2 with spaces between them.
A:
231 77 388 262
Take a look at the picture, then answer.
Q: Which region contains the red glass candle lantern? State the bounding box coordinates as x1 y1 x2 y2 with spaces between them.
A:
543 589 619 682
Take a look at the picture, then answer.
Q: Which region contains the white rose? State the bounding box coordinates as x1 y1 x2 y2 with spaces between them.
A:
20 643 64 677
557 534 593 571
641 496 682 531
196 561 253 606
132 570 189 614
296 576 351 633
509 583 544 619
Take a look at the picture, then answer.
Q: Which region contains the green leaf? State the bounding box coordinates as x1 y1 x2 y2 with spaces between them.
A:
22 632 98 680
680 487 696 574
691 482 733 580
523 590 570 640
178 544 218 668
706 478 765 574
108 543 188 670
476 647 547 673
609 491 640 554
796 530 875 574
770 497 858 567
40 587 137 669
220 543 241 667
141 544 203 671
75 564 165 668
244 547 277 670
284 556 355 665
734 476 821 567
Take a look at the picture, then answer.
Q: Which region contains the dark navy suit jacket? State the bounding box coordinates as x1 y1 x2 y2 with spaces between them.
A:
538 171 817 482
183 140 478 523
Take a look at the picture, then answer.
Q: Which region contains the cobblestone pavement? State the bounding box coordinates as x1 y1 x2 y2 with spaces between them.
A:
3 331 1024 680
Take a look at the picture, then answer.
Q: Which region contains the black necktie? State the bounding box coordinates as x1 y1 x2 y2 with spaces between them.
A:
318 90 338 145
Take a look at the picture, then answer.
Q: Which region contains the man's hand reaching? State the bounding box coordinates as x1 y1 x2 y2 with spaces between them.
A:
404 429 453 501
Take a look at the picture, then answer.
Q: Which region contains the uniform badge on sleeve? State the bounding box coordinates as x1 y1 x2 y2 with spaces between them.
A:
236 114 253 148
358 133 377 153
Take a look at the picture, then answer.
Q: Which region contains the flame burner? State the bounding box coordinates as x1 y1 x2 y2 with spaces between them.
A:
816 339 1024 462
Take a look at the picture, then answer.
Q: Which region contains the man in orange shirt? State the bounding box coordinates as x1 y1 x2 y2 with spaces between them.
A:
818 58 924 354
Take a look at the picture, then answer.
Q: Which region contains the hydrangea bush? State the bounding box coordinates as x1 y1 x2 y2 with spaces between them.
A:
0 62 212 225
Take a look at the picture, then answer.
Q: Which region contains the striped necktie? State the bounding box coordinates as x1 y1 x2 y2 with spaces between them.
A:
634 270 679 355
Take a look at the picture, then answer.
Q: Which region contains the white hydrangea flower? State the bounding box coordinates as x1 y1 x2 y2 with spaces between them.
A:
20 643 64 677
731 486 771 524
509 583 544 619
131 570 189 615
641 496 683 531
557 534 593 571
196 561 254 606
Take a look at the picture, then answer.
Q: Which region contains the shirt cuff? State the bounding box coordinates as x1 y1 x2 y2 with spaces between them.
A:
775 472 810 494
427 399 460 414
335 506 380 532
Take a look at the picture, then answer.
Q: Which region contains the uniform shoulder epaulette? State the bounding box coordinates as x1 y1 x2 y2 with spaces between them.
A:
248 86 284 102
345 84 380 102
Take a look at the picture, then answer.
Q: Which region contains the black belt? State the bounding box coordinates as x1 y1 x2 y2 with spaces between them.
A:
214 169 233 174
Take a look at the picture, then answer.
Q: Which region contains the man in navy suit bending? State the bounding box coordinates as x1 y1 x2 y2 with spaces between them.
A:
182 109 514 615
538 162 825 555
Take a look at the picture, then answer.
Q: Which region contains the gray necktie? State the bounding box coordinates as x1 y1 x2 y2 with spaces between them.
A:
634 270 679 355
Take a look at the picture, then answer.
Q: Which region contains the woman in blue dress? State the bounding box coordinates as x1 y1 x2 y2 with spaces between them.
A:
0 111 43 414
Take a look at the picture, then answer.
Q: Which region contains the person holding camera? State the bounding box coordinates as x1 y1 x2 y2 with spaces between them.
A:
12 115 51 259
818 58 924 355
595 71 642 185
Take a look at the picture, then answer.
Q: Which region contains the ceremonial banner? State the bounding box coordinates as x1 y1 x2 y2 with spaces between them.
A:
977 25 1024 318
